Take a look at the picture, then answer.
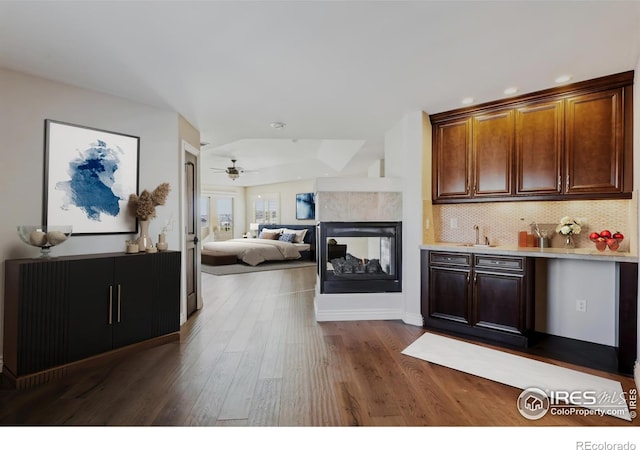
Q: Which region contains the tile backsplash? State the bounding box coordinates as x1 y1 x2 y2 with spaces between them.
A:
433 197 636 253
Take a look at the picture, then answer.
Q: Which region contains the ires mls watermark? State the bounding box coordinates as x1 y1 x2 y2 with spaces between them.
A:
516 387 637 420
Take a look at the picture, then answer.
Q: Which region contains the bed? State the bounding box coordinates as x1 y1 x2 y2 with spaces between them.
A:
201 224 316 266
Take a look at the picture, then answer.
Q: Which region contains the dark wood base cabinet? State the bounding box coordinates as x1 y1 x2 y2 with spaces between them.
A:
421 250 535 347
3 251 181 389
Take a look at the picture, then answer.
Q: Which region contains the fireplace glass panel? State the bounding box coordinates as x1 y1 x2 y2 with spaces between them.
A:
319 221 401 293
326 236 395 278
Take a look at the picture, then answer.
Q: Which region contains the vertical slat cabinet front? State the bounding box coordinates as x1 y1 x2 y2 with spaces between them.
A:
15 260 70 375
112 254 154 349
67 257 114 363
151 251 181 338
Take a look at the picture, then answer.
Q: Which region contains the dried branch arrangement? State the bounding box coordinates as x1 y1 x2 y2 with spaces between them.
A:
128 182 171 221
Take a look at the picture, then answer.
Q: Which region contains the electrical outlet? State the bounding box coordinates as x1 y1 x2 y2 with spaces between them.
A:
576 299 587 312
450 218 458 229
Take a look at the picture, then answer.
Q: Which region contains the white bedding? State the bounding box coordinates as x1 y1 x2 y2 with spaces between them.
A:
202 238 301 266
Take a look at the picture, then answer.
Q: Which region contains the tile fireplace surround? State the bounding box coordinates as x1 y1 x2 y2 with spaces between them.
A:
314 177 404 322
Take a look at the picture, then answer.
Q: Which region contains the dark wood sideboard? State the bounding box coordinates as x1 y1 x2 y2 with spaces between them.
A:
3 251 181 389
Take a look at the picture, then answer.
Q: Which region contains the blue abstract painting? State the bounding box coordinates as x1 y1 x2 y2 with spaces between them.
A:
296 192 315 220
45 120 139 235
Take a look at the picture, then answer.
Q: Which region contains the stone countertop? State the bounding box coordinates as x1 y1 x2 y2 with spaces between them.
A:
419 242 638 263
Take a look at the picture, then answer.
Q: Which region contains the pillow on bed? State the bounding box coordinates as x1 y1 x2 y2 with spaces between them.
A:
259 230 280 240
260 227 282 234
278 233 296 243
283 228 308 244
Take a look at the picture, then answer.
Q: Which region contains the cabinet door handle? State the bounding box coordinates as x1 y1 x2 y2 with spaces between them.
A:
108 285 113 325
557 175 561 191
566 175 569 192
117 284 122 323
466 273 470 284
473 273 477 284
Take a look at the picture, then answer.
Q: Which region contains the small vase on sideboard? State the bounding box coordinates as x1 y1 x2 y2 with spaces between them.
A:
137 220 152 251
157 233 168 252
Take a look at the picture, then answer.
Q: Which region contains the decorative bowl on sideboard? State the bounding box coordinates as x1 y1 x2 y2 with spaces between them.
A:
17 225 73 257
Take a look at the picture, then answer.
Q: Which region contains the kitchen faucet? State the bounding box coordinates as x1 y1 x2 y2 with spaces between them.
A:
474 225 479 245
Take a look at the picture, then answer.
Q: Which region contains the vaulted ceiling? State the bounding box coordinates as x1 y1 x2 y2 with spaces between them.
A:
2 1 639 186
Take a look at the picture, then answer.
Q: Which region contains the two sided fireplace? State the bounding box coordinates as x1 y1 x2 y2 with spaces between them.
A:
319 221 402 294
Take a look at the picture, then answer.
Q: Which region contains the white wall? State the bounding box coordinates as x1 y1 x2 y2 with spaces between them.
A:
0 68 181 371
245 178 316 228
384 111 425 327
535 259 617 346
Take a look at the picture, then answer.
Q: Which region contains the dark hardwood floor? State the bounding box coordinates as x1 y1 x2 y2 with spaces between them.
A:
0 266 636 428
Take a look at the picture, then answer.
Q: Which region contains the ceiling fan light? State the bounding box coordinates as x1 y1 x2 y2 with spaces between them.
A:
228 172 240 180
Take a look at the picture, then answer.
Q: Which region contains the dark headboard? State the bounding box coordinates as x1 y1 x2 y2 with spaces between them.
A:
258 224 316 260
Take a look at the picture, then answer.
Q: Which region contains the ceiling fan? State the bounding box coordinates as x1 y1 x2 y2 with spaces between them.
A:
210 159 255 180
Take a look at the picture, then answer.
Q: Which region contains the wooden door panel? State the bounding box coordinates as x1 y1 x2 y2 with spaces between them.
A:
473 271 524 334
428 266 471 324
516 100 563 195
433 119 471 200
185 153 198 317
472 110 514 197
565 89 623 194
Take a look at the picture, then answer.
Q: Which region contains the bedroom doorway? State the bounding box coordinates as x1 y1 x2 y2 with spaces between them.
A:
184 144 201 318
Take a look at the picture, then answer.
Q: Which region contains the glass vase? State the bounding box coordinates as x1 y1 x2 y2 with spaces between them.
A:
137 220 152 251
564 234 575 249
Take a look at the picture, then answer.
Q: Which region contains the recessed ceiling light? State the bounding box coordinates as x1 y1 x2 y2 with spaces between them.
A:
270 121 286 129
504 87 518 95
461 97 474 105
555 75 572 84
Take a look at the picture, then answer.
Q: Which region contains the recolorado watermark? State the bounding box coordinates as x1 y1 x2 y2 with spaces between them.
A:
575 443 636 450
516 387 637 421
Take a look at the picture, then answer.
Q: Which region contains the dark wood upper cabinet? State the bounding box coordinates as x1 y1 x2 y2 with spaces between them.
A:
565 88 624 195
515 99 564 196
431 71 633 203
472 110 514 197
433 118 471 200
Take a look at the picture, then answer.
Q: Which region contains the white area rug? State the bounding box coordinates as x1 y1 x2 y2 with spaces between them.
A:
202 260 315 276
402 332 631 421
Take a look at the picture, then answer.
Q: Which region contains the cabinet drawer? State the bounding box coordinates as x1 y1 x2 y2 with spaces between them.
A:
474 255 524 271
430 252 471 266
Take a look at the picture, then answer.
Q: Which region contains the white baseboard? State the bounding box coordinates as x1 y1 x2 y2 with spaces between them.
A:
314 305 403 322
402 312 424 327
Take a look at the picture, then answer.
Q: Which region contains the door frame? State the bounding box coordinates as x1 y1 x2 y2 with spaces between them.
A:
180 140 202 324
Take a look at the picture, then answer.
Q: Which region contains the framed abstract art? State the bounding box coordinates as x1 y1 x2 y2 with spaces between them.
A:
296 192 315 220
44 120 140 235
